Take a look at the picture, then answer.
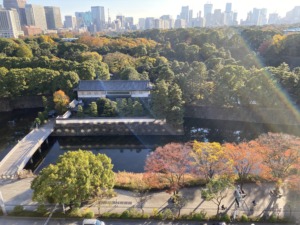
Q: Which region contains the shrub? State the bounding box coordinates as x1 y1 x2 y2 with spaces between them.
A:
221 213 231 223
162 208 174 220
36 204 48 215
68 208 81 217
192 210 207 221
13 205 24 215
240 214 249 222
82 208 94 218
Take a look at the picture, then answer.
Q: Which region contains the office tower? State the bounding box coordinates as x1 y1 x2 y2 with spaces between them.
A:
214 9 224 26
125 17 134 30
204 3 213 26
75 11 92 28
204 3 213 17
268 13 280 24
3 0 27 25
91 6 105 31
225 3 232 13
145 17 155 29
224 3 233 25
44 6 62 29
0 8 24 38
25 4 47 30
252 8 267 25
64 15 76 29
116 15 125 28
180 6 190 25
138 18 145 30
284 6 300 24
174 18 186 28
160 15 174 29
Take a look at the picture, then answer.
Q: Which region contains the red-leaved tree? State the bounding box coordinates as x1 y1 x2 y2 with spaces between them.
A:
223 141 264 188
144 142 191 195
257 133 300 188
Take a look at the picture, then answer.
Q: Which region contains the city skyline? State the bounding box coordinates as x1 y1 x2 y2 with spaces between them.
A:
24 0 300 23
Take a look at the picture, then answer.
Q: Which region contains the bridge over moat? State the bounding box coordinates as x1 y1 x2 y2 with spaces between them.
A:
0 121 54 178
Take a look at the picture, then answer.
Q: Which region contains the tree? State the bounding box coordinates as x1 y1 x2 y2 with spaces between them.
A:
97 98 117 117
15 45 33 58
257 133 300 185
119 67 140 80
150 80 169 119
223 141 264 188
190 141 232 181
201 177 234 216
77 105 84 117
167 84 184 126
31 150 115 209
89 102 98 117
145 143 191 195
53 90 70 114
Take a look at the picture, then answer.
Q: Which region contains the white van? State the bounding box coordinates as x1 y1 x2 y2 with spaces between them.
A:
82 219 105 225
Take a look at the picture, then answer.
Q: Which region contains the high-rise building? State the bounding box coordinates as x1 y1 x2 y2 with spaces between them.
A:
0 8 24 38
44 6 62 29
204 3 213 26
268 13 280 24
75 11 92 28
124 17 134 30
145 17 155 29
91 6 105 31
225 3 232 13
204 3 213 18
116 15 125 28
180 6 190 25
64 15 76 29
283 6 300 24
25 4 47 30
3 0 27 25
138 18 145 30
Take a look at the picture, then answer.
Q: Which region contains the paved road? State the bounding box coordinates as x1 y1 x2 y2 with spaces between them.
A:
0 217 293 225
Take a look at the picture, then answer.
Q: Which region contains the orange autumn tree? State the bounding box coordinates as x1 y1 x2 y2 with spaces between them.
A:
190 141 233 181
144 143 191 195
223 141 264 188
257 133 300 189
53 90 70 114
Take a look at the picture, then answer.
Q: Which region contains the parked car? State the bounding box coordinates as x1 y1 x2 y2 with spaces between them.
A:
82 219 105 225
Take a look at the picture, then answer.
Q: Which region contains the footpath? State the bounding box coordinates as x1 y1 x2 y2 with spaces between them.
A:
0 177 299 221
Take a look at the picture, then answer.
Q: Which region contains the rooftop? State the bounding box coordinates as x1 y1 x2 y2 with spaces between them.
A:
75 80 152 91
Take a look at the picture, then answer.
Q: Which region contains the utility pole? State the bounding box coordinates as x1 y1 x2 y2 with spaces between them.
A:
0 190 7 215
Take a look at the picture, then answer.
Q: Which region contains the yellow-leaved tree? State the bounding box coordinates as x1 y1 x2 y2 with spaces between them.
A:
190 141 233 181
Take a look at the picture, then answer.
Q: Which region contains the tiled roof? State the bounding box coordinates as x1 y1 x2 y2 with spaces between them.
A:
75 80 152 91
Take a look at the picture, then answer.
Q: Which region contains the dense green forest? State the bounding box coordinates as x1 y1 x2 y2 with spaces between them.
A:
1 26 300 124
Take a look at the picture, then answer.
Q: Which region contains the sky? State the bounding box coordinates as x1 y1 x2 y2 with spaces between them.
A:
23 0 300 23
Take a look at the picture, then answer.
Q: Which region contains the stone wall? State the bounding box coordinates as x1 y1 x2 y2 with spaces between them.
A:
0 96 43 112
53 118 184 136
185 106 300 125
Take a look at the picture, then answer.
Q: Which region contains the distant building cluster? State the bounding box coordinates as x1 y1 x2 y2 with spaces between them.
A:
0 0 300 38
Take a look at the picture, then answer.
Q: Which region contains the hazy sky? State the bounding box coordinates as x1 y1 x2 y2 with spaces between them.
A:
25 0 300 23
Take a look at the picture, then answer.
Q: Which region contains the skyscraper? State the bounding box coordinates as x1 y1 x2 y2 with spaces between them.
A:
75 11 92 28
3 0 27 25
91 6 105 31
225 3 232 13
64 15 76 29
0 8 24 38
25 4 47 30
44 6 62 29
180 6 190 25
204 3 213 17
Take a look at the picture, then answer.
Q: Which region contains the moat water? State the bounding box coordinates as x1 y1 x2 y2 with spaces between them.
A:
1 109 300 173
